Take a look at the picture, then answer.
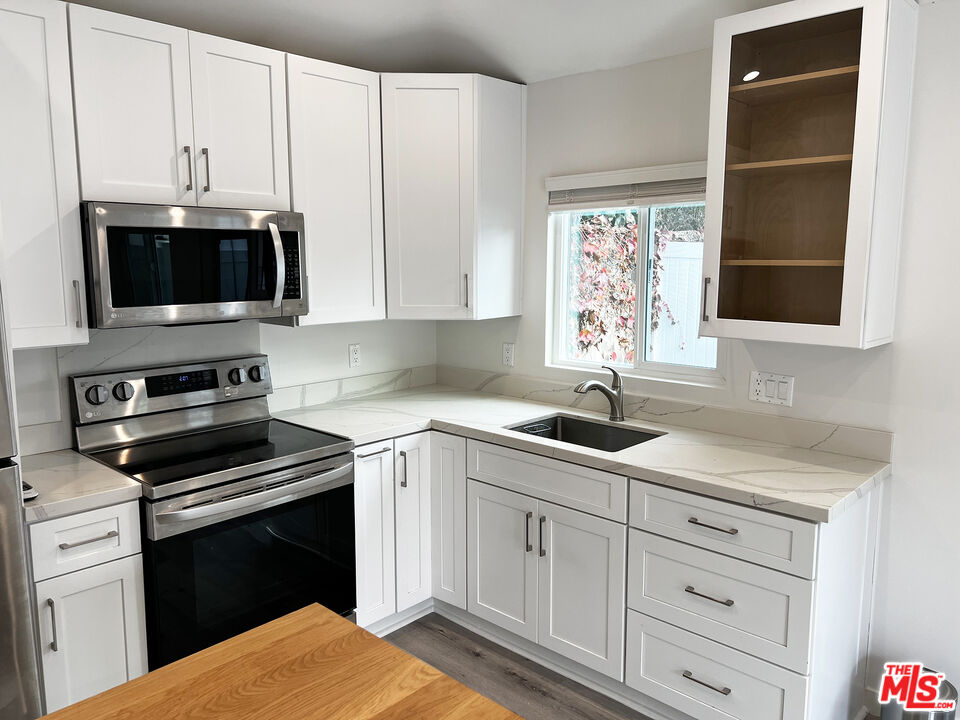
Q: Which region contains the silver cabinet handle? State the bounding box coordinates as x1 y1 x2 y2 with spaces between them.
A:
72 280 83 328
688 517 738 536
355 447 391 459
701 277 711 322
685 585 734 607
46 599 58 652
683 670 731 696
398 450 408 488
538 515 546 557
268 221 285 309
464 273 469 309
524 511 533 552
184 145 194 191
201 147 211 191
58 529 118 550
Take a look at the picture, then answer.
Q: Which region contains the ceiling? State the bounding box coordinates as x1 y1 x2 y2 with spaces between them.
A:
70 0 783 83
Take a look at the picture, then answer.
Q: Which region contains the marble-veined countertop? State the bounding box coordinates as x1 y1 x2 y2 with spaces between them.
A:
278 385 889 523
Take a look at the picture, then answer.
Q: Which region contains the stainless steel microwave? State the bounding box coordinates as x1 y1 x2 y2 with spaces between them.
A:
81 202 307 328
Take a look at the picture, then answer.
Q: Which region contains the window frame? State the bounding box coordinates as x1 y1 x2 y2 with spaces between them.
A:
546 175 727 389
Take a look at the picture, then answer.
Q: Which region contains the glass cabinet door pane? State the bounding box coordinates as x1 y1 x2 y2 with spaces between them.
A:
717 9 863 325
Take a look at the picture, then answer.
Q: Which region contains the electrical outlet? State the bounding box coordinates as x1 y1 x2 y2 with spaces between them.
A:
348 343 361 369
749 371 794 406
502 342 515 367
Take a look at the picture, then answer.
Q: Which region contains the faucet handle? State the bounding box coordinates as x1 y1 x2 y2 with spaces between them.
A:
601 365 623 389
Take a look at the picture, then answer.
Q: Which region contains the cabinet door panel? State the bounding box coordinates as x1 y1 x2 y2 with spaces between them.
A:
288 56 384 324
354 443 395 627
36 555 147 713
190 33 289 210
538 501 626 680
382 74 474 319
395 433 431 612
0 0 87 348
467 480 537 641
69 5 195 206
430 433 467 608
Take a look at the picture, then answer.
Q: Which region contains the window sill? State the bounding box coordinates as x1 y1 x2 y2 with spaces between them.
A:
546 360 728 390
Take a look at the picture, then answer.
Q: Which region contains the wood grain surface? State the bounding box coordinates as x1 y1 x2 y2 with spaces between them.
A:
42 605 519 720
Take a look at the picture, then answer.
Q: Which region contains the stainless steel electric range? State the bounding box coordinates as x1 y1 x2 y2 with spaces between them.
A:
71 355 356 669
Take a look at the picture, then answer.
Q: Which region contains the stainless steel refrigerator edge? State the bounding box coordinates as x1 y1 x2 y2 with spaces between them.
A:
0 279 43 719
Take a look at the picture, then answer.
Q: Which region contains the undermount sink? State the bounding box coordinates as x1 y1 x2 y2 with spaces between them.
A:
507 414 663 453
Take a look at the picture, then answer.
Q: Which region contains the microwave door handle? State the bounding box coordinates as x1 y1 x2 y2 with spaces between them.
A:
268 220 285 309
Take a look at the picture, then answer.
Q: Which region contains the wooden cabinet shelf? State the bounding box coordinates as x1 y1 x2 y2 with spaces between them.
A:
730 65 859 105
726 154 853 175
720 259 844 267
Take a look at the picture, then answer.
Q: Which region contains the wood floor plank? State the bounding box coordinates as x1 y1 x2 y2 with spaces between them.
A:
386 614 652 720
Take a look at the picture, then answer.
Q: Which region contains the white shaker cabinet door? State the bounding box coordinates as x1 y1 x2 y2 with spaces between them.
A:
69 4 196 206
189 33 290 210
394 433 431 612
353 442 396 628
35 555 147 713
0 0 87 348
430 433 467 609
537 501 626 680
287 56 385 324
467 480 538 641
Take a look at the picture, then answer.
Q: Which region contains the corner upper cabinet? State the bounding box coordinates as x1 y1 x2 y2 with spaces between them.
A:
70 7 289 210
381 74 525 320
287 57 385 324
700 0 918 347
0 0 87 348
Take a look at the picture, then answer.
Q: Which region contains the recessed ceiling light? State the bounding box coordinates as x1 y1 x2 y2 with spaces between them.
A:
742 70 760 82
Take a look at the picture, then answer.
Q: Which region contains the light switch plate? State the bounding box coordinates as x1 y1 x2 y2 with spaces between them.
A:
749 371 794 406
502 342 515 367
348 343 361 368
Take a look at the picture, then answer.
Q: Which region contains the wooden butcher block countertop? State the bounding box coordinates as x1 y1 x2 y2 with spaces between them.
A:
44 604 519 720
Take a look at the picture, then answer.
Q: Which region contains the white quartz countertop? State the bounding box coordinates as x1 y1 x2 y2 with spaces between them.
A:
21 449 141 524
278 385 890 523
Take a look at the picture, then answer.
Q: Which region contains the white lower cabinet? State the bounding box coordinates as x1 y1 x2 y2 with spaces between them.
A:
467 479 627 680
354 441 397 627
395 433 431 612
430 433 467 608
35 555 147 713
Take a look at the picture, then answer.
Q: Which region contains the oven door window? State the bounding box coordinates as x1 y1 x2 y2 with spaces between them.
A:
105 226 298 307
143 485 355 669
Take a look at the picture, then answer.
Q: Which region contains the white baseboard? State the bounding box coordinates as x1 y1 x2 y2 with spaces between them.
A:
361 598 434 637
852 707 870 720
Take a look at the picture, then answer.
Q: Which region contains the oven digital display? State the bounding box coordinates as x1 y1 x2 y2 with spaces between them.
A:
145 369 219 397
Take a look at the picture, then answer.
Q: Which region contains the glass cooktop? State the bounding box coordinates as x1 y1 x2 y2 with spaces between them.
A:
90 419 351 493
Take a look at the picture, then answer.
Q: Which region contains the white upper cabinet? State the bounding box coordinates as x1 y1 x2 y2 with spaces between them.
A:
0 0 87 348
69 5 195 206
189 33 290 210
700 0 918 347
70 7 290 210
287 56 385 323
381 73 525 320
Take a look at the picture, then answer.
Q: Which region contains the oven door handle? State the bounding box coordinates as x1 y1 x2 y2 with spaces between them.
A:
154 461 352 526
269 221 285 309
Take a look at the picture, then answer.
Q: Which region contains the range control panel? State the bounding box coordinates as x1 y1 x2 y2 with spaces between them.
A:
72 355 273 424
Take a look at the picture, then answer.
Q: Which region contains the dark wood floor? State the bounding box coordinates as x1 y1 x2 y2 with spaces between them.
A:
385 613 652 720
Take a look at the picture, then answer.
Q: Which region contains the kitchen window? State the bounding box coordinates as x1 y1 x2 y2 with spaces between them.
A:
548 167 721 385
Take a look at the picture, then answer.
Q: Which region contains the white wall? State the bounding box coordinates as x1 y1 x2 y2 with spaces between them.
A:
439 0 960 686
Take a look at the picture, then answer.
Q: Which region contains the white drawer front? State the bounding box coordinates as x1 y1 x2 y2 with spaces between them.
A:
625 612 808 720
467 440 627 521
629 480 818 579
628 530 814 674
31 502 140 581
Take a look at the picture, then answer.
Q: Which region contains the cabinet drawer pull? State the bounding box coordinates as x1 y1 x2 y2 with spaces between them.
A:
46 598 58 652
58 529 119 550
684 585 734 607
682 669 731 696
524 511 532 552
72 280 83 328
701 277 711 322
538 515 546 557
184 145 194 191
399 450 408 487
688 516 738 535
201 147 212 192
355 447 391 459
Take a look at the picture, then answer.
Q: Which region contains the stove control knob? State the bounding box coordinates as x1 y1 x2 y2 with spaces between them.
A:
113 382 135 402
228 367 247 385
248 365 266 383
85 385 108 405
